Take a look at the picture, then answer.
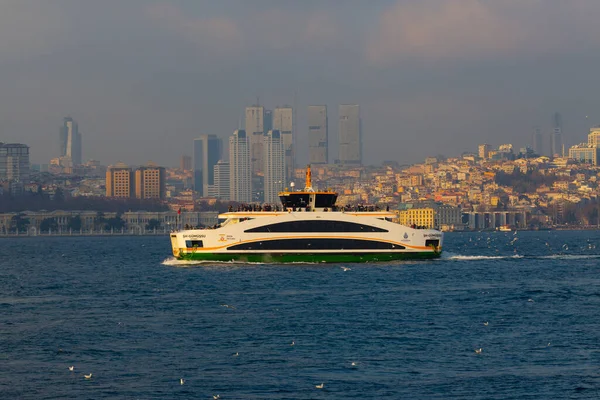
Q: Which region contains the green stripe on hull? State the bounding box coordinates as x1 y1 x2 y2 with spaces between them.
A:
177 251 441 263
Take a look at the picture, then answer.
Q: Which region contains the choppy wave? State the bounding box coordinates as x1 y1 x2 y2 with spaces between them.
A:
443 253 600 261
536 254 600 260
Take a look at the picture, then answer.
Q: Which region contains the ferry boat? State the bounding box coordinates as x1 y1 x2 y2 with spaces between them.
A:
170 166 443 263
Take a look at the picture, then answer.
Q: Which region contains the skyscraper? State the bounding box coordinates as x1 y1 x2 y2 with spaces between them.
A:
308 105 328 164
273 106 294 179
193 135 222 197
245 105 265 174
209 160 230 200
229 130 252 202
263 130 286 204
551 112 563 157
338 104 362 165
60 117 82 165
532 127 543 156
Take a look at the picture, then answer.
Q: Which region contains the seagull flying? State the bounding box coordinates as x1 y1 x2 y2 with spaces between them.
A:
84 373 92 379
180 378 185 385
291 341 295 346
341 267 351 271
68 366 74 371
475 348 483 354
315 383 324 389
483 322 489 326
233 352 239 357
213 395 220 399
221 304 236 309
351 362 358 366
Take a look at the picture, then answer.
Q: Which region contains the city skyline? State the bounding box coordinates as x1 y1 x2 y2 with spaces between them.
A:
2 2 600 166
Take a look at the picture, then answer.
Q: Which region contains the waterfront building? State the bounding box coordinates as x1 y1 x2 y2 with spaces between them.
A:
106 163 133 198
397 208 435 229
0 143 30 182
135 164 166 199
263 130 286 204
60 117 82 165
245 105 265 174
193 135 222 197
338 104 362 165
308 105 328 164
273 106 294 179
229 130 252 202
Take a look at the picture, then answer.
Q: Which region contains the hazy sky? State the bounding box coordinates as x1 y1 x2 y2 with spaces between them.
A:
2 0 600 166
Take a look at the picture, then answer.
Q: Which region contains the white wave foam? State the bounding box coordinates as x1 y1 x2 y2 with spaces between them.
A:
161 257 266 266
443 253 524 261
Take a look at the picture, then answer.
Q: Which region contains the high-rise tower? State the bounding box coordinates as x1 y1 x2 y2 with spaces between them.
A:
308 105 328 164
193 135 222 197
532 127 543 156
263 130 286 204
229 130 252 202
338 104 362 165
245 105 265 174
60 117 82 165
551 112 563 157
273 107 294 179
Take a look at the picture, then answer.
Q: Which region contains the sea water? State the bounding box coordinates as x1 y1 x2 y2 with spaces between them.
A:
1 230 599 399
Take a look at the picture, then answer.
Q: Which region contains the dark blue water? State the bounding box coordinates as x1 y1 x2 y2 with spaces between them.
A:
1 231 600 399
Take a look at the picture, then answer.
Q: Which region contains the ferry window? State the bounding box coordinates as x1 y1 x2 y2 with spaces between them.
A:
244 220 388 233
185 240 203 248
228 238 403 251
425 239 439 248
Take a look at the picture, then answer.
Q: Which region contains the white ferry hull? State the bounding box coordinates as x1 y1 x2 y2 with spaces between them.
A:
170 211 443 263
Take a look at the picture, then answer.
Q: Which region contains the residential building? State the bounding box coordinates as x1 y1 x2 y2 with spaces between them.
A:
106 163 133 198
0 143 30 182
478 144 491 160
229 130 252 202
193 135 222 197
180 155 191 171
308 105 328 164
338 104 362 164
209 160 230 200
135 164 166 199
263 130 286 204
273 106 294 179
